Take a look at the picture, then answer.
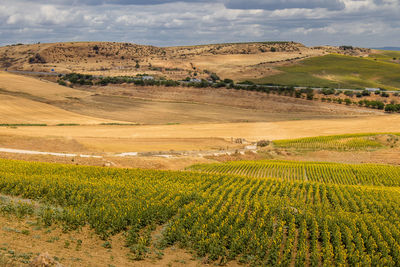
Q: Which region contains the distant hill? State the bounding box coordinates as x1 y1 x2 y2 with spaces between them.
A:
373 47 400 51
0 41 370 81
253 52 400 90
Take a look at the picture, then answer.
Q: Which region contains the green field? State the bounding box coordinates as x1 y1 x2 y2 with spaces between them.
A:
272 133 400 151
188 160 400 186
2 158 400 265
368 50 400 64
253 54 400 90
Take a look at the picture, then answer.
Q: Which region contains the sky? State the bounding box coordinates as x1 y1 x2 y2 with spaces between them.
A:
0 0 399 47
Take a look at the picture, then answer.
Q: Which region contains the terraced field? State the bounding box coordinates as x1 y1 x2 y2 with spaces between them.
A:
1 158 400 266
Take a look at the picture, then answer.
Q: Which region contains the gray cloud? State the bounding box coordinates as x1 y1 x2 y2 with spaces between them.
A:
19 0 214 5
225 0 346 10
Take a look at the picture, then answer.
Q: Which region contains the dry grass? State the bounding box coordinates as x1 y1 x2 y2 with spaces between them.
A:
0 94 115 125
284 148 400 166
0 72 89 101
0 214 212 266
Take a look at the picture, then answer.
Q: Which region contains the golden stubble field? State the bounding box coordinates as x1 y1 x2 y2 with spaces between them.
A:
0 115 399 153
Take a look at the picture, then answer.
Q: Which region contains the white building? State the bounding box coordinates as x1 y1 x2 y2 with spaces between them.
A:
365 88 380 92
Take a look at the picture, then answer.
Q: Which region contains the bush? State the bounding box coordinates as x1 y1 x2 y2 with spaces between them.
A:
344 99 352 105
344 91 354 97
361 90 371 96
28 53 46 64
385 104 400 113
257 140 270 147
58 80 67 86
209 73 220 82
306 90 314 100
321 88 335 95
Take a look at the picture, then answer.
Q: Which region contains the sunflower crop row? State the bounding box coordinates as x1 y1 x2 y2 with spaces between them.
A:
188 160 400 186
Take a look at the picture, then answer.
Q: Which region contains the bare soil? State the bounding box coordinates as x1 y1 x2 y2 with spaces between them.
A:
284 148 400 166
0 214 223 267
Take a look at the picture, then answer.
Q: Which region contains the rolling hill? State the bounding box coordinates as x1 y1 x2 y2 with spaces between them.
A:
253 53 400 90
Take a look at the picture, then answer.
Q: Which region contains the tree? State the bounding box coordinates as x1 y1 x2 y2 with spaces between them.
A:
306 89 314 100
344 91 354 97
344 99 352 105
209 73 220 82
28 53 46 64
223 79 233 84
361 90 371 96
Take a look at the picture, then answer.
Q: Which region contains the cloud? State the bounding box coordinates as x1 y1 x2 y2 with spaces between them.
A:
19 0 214 6
0 0 399 48
225 0 346 10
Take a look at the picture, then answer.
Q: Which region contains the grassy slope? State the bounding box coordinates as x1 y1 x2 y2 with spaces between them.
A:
254 53 400 90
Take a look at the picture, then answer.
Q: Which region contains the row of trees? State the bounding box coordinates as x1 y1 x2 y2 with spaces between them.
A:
323 88 390 98
58 73 399 112
384 104 400 113
321 97 385 109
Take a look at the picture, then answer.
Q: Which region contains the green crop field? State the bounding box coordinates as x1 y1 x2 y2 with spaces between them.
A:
272 133 400 151
253 54 400 90
188 160 400 186
2 158 400 265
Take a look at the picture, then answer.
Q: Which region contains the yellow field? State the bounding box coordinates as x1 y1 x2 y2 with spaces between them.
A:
0 94 115 125
0 72 125 125
0 115 398 152
0 72 89 101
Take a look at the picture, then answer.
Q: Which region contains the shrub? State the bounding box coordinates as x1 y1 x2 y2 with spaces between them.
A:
257 140 270 147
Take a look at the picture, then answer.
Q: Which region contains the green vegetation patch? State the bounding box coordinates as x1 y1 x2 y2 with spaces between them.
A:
254 54 400 90
368 50 400 63
272 133 400 151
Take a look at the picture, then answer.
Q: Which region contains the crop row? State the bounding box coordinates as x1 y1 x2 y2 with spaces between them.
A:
272 133 400 151
188 160 400 187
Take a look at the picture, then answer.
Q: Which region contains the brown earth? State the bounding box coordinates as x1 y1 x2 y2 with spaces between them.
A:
284 148 400 166
0 214 232 267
